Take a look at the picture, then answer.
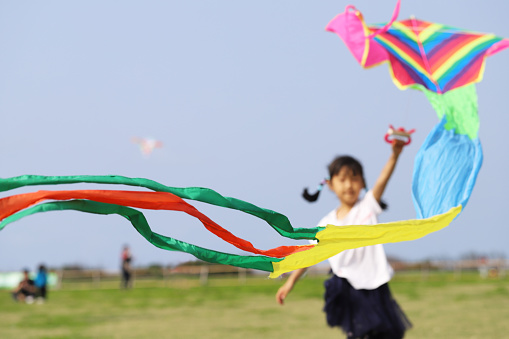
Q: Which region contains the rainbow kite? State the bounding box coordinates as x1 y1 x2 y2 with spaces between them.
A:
325 1 507 235
1 1 506 277
325 0 509 94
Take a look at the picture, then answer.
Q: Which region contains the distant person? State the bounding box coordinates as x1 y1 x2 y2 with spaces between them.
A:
11 269 36 303
121 245 133 289
34 264 48 303
276 140 412 339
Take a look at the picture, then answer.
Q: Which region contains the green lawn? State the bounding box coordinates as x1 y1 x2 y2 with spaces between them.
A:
1 272 508 338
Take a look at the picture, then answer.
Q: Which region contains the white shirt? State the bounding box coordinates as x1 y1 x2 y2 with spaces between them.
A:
317 190 393 290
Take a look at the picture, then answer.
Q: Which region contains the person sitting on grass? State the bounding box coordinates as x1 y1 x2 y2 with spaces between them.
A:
11 269 36 303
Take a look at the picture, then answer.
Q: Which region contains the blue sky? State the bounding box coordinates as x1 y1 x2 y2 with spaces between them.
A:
1 0 508 271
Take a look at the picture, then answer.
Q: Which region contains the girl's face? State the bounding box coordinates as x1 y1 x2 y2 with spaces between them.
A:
327 166 364 206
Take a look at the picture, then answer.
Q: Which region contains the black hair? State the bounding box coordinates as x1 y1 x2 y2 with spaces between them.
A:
302 179 327 202
302 155 388 210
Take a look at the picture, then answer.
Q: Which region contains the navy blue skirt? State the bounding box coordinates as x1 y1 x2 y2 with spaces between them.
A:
324 275 412 339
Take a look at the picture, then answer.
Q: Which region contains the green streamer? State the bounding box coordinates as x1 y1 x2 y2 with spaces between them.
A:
0 175 322 240
0 200 279 272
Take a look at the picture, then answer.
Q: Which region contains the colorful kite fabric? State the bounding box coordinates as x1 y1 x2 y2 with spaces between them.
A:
326 1 507 225
325 0 509 94
412 85 483 218
0 175 460 277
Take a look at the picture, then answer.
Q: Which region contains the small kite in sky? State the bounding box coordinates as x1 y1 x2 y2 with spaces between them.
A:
131 137 163 157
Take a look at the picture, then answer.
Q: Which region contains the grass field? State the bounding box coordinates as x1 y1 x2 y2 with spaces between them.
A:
1 272 508 338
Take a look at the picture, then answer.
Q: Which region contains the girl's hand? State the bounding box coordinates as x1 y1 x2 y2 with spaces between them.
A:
275 268 306 305
276 281 294 305
392 139 406 157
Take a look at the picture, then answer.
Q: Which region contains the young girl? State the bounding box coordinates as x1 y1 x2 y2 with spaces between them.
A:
276 140 412 339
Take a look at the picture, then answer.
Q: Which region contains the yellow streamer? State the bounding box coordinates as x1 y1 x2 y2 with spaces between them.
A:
270 205 461 278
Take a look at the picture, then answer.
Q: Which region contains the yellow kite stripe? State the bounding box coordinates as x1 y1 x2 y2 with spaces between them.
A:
391 22 417 42
419 23 444 43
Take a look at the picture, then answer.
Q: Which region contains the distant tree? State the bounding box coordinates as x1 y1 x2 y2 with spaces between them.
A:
62 264 85 271
175 260 208 267
460 251 487 260
147 263 163 277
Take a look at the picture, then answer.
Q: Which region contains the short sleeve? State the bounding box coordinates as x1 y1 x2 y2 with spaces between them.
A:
361 190 383 216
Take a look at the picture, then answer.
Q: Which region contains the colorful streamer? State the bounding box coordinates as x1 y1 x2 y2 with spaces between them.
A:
0 200 280 272
0 189 313 258
0 175 319 240
0 175 462 277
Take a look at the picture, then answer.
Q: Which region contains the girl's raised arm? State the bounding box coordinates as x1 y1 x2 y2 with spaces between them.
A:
372 140 406 203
